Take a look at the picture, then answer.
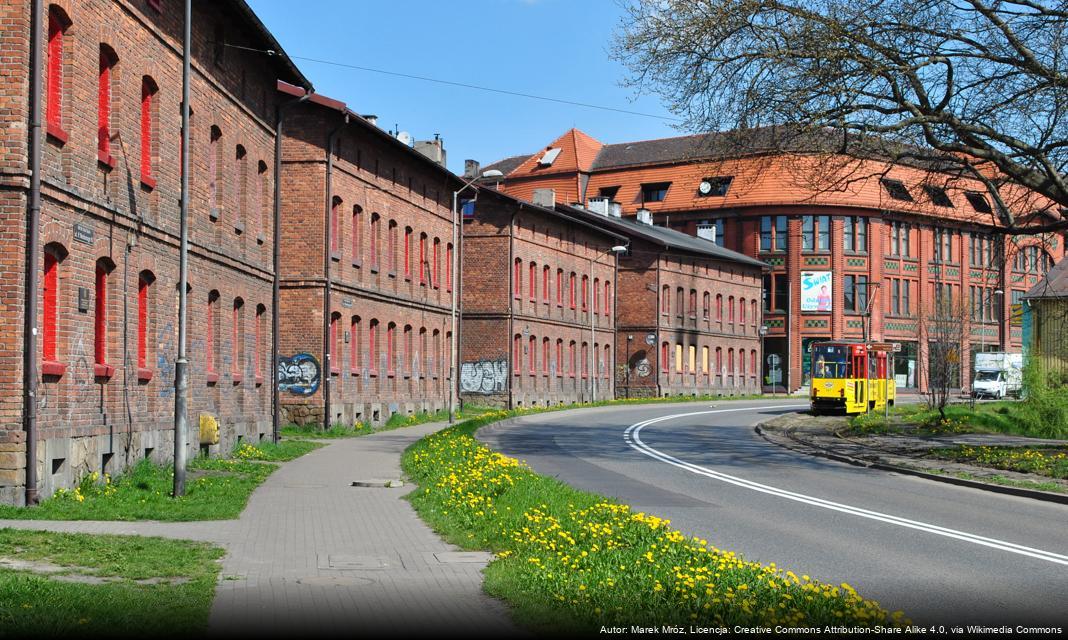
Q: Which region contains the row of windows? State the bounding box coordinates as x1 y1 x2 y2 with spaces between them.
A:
512 336 612 379
662 286 758 331
888 278 913 316
513 259 611 315
879 178 993 214
47 6 272 240
332 199 453 290
969 286 999 323
1014 245 1055 273
41 242 266 384
659 342 759 379
329 314 451 379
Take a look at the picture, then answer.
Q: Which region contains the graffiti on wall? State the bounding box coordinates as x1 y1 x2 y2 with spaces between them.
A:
459 360 508 394
278 353 321 396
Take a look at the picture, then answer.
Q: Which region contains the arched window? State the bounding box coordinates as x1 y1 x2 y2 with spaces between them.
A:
256 161 268 240
433 239 441 288
207 290 220 383
676 288 684 319
740 297 747 328
529 335 537 374
94 258 113 377
233 298 245 381
46 6 71 141
593 278 600 315
402 325 412 378
446 243 454 291
140 76 158 188
513 334 522 375
419 327 427 378
349 316 361 374
542 337 550 375
715 347 723 381
556 269 564 306
368 319 379 375
569 273 577 309
728 296 736 324
661 285 670 317
543 265 550 302
137 270 155 380
661 342 670 373
604 280 611 316
330 196 341 254
581 276 589 312
235 145 248 231
328 311 341 375
581 342 589 378
352 206 362 262
370 213 380 267
208 126 222 216
404 226 413 278
418 233 427 284
529 262 537 300
386 322 396 376
739 349 746 378
388 220 398 272
98 45 118 165
254 304 266 383
604 344 611 380
703 292 710 320
751 300 758 330
555 339 564 377
514 258 522 298
569 341 577 377
41 244 67 375
702 346 710 376
715 294 723 322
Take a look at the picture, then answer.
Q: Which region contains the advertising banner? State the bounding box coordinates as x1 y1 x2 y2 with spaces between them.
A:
800 271 833 312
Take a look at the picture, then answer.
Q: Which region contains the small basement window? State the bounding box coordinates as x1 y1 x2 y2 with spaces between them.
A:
923 185 954 207
641 182 671 203
880 178 913 201
698 176 733 197
965 191 993 213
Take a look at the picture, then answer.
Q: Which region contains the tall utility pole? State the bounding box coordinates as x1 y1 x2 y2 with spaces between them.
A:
173 0 192 497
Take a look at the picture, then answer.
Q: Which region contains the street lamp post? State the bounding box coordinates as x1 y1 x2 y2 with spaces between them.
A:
449 169 502 423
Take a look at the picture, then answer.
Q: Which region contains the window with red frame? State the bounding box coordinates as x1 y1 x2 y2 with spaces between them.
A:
728 348 735 375
569 341 576 377
386 323 396 375
751 300 758 329
98 45 117 165
716 294 723 322
542 338 550 375
581 343 588 378
46 7 71 142
555 340 563 377
661 285 670 316
715 347 722 378
740 297 747 326
513 335 522 374
529 336 536 374
403 227 412 278
256 161 268 239
352 206 362 262
419 234 427 284
433 239 440 287
236 145 248 229
208 126 221 214
388 221 397 272
740 348 746 377
604 280 611 316
402 325 412 377
542 266 549 302
529 262 536 300
569 273 576 309
751 350 757 377
581 276 588 311
661 342 669 372
729 296 735 323
593 278 600 315
703 292 710 319
137 271 155 380
94 259 111 377
349 316 360 373
446 243 453 291
556 269 563 306
370 214 380 267
140 76 158 188
689 290 697 318
676 288 684 319
604 345 611 379
514 259 522 298
368 319 379 374
255 304 265 382
207 291 219 382
233 299 245 381
330 197 341 254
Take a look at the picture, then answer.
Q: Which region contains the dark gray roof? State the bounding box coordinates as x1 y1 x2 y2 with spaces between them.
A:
481 154 532 177
555 204 768 269
478 188 628 243
1025 256 1068 299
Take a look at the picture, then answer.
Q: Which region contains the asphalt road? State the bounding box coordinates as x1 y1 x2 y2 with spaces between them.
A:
477 399 1068 626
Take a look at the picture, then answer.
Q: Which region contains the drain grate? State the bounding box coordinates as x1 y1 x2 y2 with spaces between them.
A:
351 479 404 488
318 554 394 571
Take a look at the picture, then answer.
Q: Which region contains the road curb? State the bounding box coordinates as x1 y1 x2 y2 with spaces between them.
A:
755 422 1068 506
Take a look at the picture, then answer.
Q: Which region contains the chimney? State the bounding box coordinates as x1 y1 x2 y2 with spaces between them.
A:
362 114 378 127
414 137 447 168
464 159 480 179
532 188 556 208
636 208 653 225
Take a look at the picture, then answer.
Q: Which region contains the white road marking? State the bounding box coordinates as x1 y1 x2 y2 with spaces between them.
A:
624 406 1068 566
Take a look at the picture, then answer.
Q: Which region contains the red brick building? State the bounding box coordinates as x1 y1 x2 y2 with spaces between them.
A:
460 188 627 408
555 203 766 398
485 128 1066 393
276 83 461 426
0 0 309 504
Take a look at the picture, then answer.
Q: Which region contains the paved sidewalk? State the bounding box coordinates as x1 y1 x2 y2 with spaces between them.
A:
0 422 520 637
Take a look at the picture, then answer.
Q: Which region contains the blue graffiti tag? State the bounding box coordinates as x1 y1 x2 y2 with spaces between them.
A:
278 353 322 396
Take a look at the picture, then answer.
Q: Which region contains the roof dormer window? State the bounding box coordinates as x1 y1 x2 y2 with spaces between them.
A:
641 182 671 203
537 147 562 167
880 178 913 201
598 186 620 200
698 176 732 197
923 185 953 207
965 191 993 213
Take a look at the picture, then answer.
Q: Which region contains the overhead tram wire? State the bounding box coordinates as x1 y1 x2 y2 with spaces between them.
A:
223 43 682 123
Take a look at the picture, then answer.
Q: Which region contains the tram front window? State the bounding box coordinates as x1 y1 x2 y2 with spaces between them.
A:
812 345 849 378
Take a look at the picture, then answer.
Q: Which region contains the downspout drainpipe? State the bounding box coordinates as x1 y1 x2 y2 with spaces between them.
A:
273 89 313 443
24 0 44 506
321 115 347 430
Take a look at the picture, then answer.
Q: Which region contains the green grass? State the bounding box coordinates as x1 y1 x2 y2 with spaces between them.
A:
0 528 223 636
402 408 901 633
926 445 1068 479
924 469 1068 494
0 440 321 522
849 401 1068 439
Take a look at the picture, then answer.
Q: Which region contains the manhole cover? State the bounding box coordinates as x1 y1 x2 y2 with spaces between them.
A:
433 552 494 564
319 554 394 570
296 576 375 587
351 479 404 488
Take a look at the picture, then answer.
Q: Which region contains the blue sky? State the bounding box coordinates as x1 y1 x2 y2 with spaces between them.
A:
247 0 680 174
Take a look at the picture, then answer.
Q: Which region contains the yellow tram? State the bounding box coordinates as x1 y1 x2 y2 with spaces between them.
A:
809 341 896 415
